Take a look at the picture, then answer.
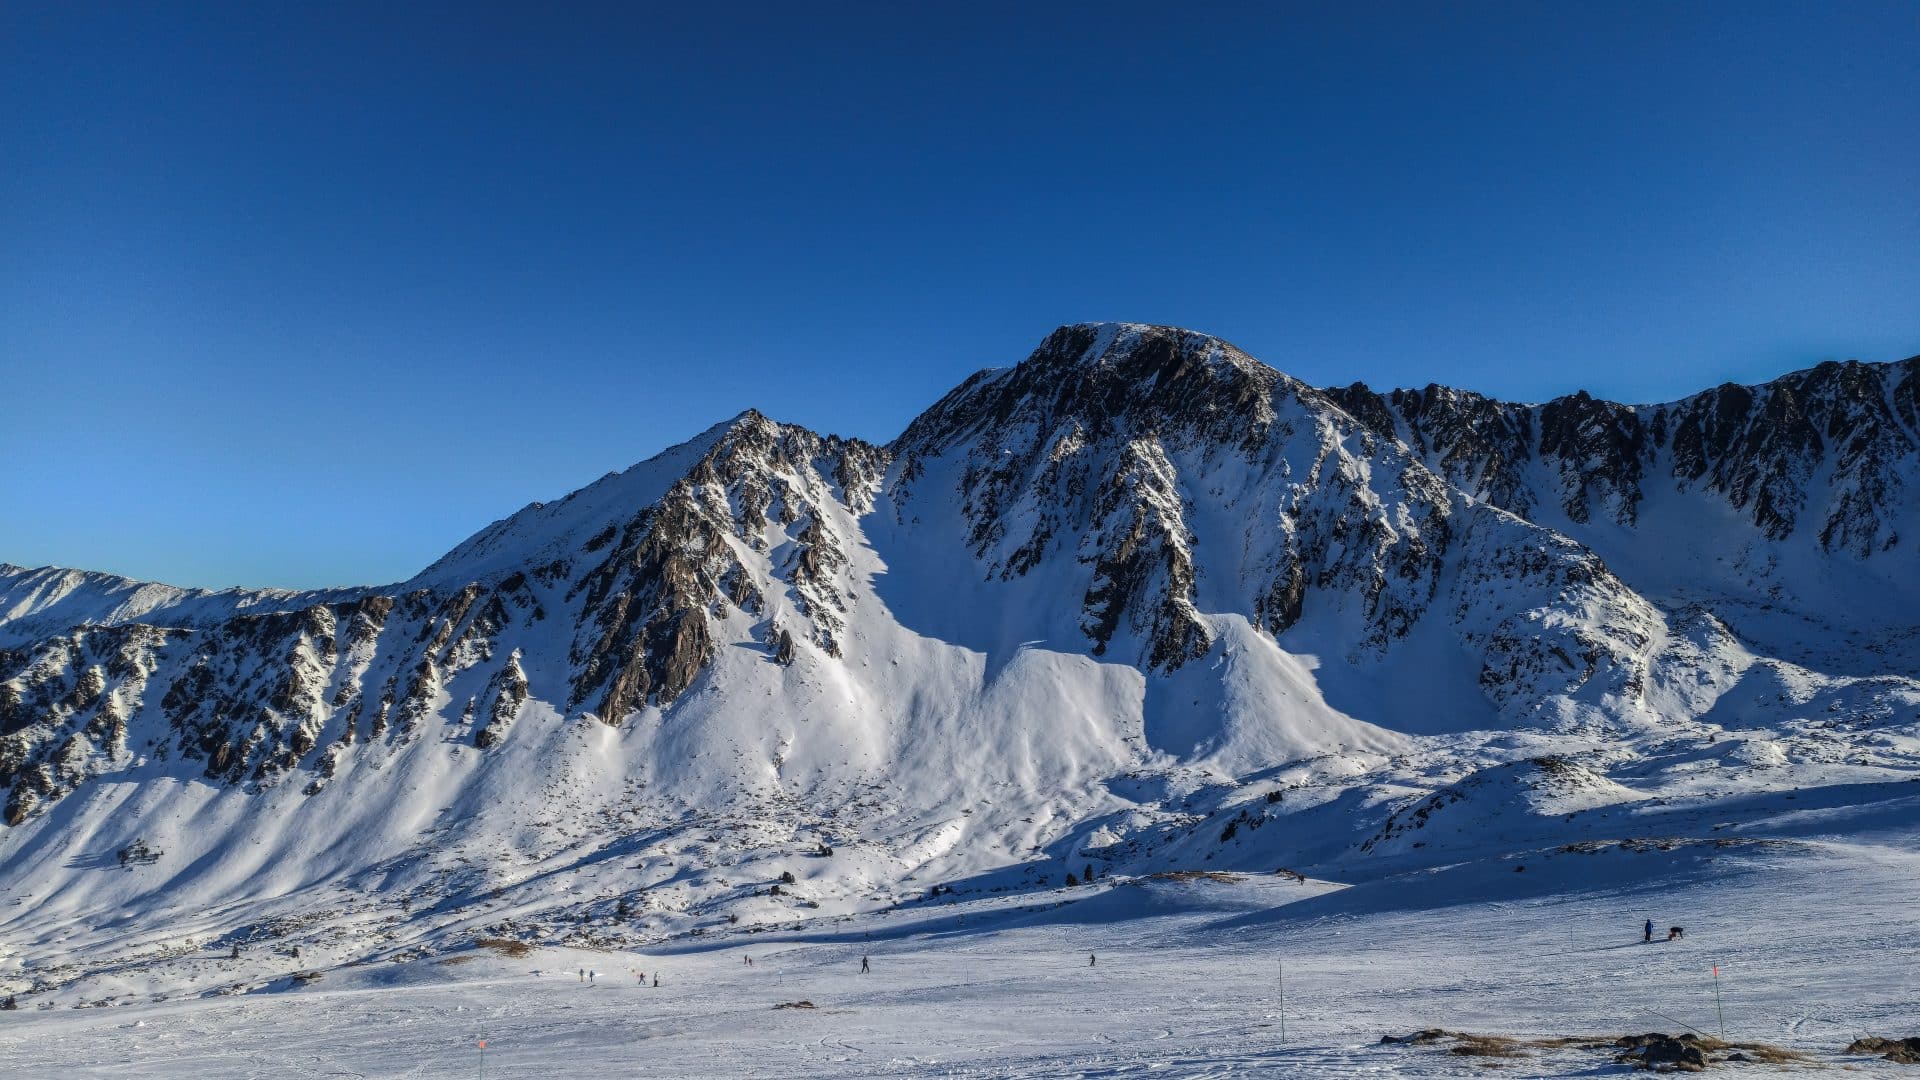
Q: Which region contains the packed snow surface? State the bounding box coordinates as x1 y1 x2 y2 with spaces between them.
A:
2 829 1915 1077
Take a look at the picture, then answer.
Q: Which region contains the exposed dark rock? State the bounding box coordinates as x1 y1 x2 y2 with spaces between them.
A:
1379 1028 1452 1045
1338 353 1920 555
474 653 529 750
1847 1036 1920 1064
570 414 883 722
1614 1032 1709 1071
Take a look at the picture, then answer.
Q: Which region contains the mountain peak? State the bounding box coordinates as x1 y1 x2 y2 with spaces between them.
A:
719 406 774 431
407 412 767 589
896 323 1282 456
1038 322 1270 381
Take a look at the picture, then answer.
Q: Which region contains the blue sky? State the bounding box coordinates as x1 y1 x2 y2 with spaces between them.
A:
4 2 1917 589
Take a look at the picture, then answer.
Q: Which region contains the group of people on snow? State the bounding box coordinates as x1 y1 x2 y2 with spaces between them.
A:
560 947 1120 993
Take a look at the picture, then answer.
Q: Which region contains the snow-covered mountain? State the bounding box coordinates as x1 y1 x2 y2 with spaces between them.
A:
3 323 1917 1004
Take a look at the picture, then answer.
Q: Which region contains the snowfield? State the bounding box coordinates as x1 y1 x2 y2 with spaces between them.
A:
4 800 1915 1077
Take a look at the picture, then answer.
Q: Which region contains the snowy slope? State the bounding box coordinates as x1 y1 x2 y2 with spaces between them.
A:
2 323 1917 1030
3 831 1916 1077
0 564 363 651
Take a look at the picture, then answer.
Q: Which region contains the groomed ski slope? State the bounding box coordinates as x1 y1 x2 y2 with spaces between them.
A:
3 832 1913 1077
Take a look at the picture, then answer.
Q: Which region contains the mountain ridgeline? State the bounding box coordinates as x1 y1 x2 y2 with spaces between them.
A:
2 324 1917 954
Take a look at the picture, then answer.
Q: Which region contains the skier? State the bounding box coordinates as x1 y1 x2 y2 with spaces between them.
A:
744 955 753 967
860 955 870 974
589 970 597 985
1089 953 1096 967
578 967 586 983
1644 919 1654 943
652 973 659 987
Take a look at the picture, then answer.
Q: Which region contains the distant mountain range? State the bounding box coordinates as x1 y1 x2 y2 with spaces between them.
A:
4 324 1916 996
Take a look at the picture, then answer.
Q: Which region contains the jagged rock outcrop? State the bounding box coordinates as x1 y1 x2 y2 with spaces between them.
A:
474 651 528 749
1329 354 1920 557
2 624 176 823
568 412 885 721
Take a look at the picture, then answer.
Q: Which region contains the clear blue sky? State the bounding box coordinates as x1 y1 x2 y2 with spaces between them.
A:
4 2 1917 589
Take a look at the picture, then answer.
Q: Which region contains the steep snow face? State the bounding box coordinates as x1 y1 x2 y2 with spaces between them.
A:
2 324 1918 1004
884 323 1670 734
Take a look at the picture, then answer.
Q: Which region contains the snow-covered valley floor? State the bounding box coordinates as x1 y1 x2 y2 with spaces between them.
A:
5 833 1915 1078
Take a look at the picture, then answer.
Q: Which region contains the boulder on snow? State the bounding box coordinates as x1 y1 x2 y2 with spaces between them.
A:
1847 1036 1920 1064
1377 1029 1523 1058
1379 1028 1451 1045
1614 1032 1709 1071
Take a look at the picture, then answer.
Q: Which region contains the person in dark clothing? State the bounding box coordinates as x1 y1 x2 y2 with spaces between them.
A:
860 955 870 974
1644 919 1654 943
1089 954 1096 967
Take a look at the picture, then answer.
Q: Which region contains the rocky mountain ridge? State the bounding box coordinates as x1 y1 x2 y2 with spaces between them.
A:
2 324 1916 997
1326 350 1920 561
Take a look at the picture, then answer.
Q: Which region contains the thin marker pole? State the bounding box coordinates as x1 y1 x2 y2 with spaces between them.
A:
477 1038 487 1080
1279 961 1286 1046
1712 967 1726 1039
